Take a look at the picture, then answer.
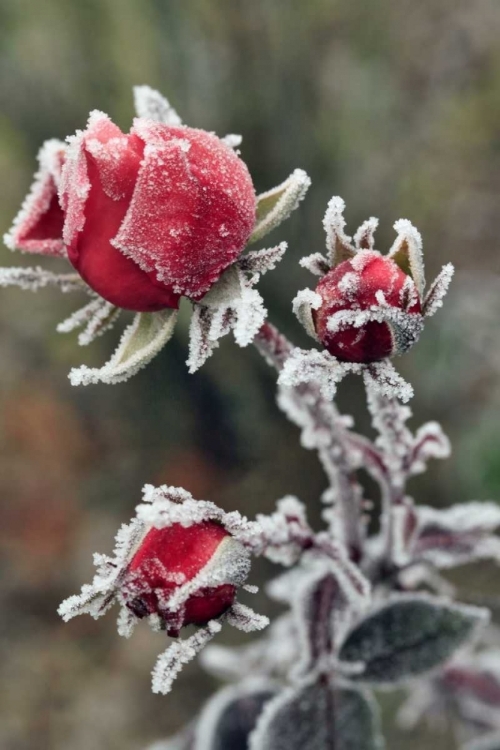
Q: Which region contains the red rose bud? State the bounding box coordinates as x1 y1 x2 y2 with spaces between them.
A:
123 520 248 636
313 250 422 363
4 139 66 256
60 112 256 312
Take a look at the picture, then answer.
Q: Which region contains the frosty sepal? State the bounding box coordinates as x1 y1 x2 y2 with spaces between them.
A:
187 245 286 372
249 169 311 244
0 266 89 294
279 348 414 402
412 502 500 569
133 85 182 126
69 308 178 385
192 680 277 750
57 297 121 346
339 595 489 685
422 263 455 318
388 219 425 297
59 483 266 695
248 680 385 750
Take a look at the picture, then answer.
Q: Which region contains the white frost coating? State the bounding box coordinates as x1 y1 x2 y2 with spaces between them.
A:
69 308 178 386
221 133 243 149
187 250 286 372
410 422 451 474
322 195 356 267
299 252 330 276
239 495 312 566
423 263 455 317
325 305 424 356
412 501 500 568
133 85 183 126
249 169 311 244
3 138 66 256
363 361 414 403
389 219 425 297
57 297 120 346
152 621 222 695
353 217 379 251
226 602 270 633
292 288 322 341
0 266 89 294
59 121 92 247
279 348 354 400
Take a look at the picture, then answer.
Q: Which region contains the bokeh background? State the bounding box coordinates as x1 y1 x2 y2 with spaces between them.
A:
1 1 500 748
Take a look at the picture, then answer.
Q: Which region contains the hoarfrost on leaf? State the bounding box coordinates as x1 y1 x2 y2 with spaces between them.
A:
249 169 311 244
279 348 353 400
226 602 270 633
353 217 379 251
69 308 178 385
248 681 385 750
299 252 330 277
133 85 183 126
339 595 489 684
292 289 322 341
57 297 120 346
0 266 89 294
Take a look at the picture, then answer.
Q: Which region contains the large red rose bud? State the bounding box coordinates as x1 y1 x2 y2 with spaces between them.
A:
313 250 422 363
60 111 256 312
124 521 243 636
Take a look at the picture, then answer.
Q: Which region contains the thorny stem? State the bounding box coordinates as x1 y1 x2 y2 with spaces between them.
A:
253 322 375 562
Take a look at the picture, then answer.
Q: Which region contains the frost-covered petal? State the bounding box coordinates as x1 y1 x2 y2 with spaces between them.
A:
4 139 66 256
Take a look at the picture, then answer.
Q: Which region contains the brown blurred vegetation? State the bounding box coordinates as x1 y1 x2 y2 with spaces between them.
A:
1 1 500 748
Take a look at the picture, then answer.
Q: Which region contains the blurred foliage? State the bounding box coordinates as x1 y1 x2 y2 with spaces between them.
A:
1 1 500 748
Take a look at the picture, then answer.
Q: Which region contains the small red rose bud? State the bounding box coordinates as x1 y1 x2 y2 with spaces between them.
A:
60 112 256 313
124 521 243 636
313 250 422 363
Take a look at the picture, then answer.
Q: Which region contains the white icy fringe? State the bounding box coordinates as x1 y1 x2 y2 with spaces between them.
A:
187 246 286 372
389 218 425 296
57 297 121 346
0 266 89 293
322 195 357 267
133 85 183 126
423 263 455 317
280 348 414 402
249 169 311 244
69 308 178 385
152 621 222 695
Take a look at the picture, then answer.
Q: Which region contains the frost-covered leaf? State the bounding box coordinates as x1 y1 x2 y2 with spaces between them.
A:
4 138 66 256
279 348 353 400
299 252 330 276
69 308 178 385
249 169 311 244
322 196 357 268
152 621 222 695
413 502 500 568
0 266 89 293
409 421 451 474
292 289 321 341
133 85 182 126
423 263 455 317
226 602 269 633
221 133 243 149
363 361 414 403
194 682 277 750
388 219 425 297
249 681 385 750
354 217 379 251
292 556 370 678
339 596 489 684
57 297 120 345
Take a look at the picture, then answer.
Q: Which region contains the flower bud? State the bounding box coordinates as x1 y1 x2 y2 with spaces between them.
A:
313 250 422 363
124 520 245 636
60 112 256 312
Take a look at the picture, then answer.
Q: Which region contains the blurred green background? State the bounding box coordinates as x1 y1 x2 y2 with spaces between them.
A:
1 1 500 748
